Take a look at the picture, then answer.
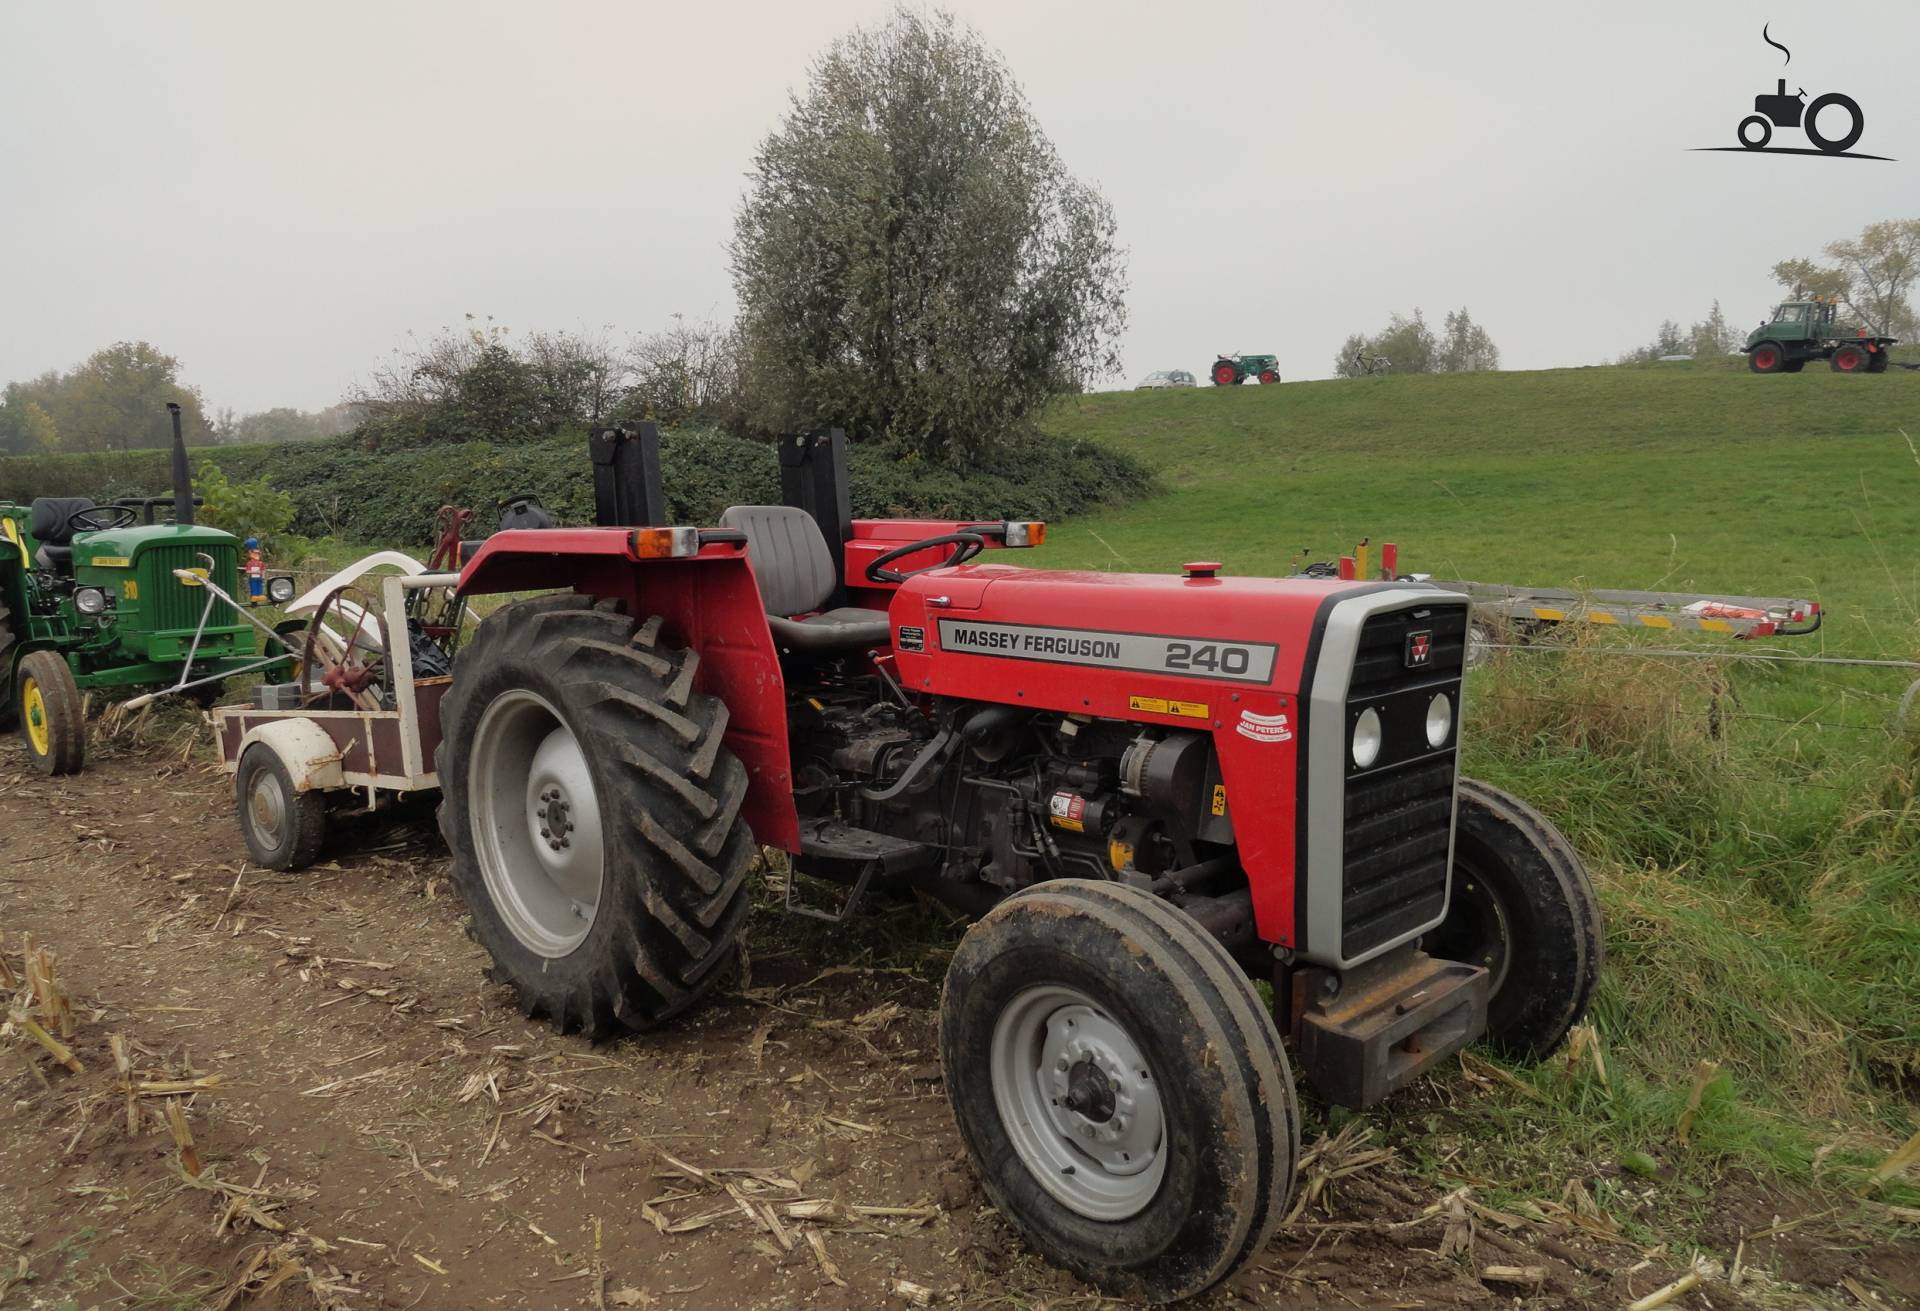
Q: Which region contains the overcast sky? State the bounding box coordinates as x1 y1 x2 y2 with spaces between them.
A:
1 2 1913 414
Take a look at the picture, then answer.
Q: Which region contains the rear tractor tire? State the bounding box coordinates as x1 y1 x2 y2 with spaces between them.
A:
1425 778 1603 1059
236 743 328 870
1867 351 1890 374
0 594 15 731
17 650 85 775
1831 345 1869 373
437 594 753 1037
1211 361 1239 386
941 880 1298 1304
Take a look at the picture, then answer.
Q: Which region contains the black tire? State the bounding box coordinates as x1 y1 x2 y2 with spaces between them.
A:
1804 92 1863 154
1737 114 1771 150
17 649 84 775
0 591 15 731
1257 369 1279 384
941 880 1298 1303
1424 778 1602 1060
437 594 752 1036
1783 359 1807 373
1748 342 1785 374
1867 351 1890 374
236 743 328 870
1830 345 1869 374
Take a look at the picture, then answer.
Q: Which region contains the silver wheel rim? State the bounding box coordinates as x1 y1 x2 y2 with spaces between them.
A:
989 984 1167 1221
469 689 604 957
247 767 288 848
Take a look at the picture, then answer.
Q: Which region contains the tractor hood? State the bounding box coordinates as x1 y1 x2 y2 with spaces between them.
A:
889 562 1464 696
75 523 239 562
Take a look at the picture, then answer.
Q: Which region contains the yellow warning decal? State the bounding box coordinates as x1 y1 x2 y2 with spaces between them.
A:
1210 784 1227 817
1128 695 1209 719
91 555 132 568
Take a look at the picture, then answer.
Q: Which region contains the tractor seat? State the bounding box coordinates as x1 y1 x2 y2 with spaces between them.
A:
29 497 95 574
718 505 891 654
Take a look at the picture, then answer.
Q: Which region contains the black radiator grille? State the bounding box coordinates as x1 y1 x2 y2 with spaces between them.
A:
1339 602 1466 959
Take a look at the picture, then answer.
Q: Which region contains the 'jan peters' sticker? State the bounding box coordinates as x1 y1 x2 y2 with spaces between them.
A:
1235 709 1292 743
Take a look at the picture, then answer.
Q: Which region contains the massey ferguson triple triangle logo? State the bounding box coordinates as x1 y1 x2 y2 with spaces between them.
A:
1405 630 1433 668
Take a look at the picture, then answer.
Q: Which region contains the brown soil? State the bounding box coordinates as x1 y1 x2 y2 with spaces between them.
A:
1 724 1913 1310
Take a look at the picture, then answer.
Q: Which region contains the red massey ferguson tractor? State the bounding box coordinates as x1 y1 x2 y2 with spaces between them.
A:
438 427 1602 1302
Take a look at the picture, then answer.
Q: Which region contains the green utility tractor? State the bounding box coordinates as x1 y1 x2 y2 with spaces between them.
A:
1212 353 1281 385
0 405 295 774
1744 298 1899 374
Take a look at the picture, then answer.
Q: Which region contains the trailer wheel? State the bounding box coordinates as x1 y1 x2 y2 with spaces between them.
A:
236 744 328 870
438 594 752 1036
1748 343 1784 374
1211 361 1238 386
1831 345 1868 373
17 650 84 775
1424 779 1602 1060
941 880 1297 1303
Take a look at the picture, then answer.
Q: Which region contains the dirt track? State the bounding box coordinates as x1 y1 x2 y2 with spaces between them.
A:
1 723 1915 1309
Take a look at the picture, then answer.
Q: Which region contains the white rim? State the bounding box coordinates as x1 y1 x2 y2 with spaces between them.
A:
989 984 1167 1221
469 689 605 957
246 765 288 850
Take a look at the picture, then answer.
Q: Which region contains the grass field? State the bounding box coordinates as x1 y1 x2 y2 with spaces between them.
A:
1030 359 1920 1214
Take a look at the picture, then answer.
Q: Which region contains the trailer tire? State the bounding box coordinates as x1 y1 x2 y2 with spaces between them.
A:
438 594 752 1037
941 880 1298 1304
236 744 329 870
1425 778 1602 1060
1748 343 1784 374
1830 345 1868 373
17 650 84 775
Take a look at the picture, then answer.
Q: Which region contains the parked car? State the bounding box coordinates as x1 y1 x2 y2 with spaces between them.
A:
1136 369 1197 388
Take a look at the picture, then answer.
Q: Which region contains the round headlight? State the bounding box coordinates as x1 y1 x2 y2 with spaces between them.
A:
74 586 109 616
1351 706 1383 769
267 575 297 604
1425 692 1454 748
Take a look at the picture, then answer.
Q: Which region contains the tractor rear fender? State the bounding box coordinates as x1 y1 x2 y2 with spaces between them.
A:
230 717 345 791
458 529 800 851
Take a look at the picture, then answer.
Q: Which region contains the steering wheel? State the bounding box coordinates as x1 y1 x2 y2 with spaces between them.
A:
69 504 139 533
865 531 987 584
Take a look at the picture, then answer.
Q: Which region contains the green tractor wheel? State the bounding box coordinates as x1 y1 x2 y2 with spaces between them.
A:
17 650 85 775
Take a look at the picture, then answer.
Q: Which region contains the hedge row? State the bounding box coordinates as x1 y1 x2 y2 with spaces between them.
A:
0 427 1153 545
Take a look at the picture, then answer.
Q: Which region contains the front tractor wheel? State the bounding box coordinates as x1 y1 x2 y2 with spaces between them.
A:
1257 369 1279 384
1748 343 1784 374
1831 344 1868 373
438 594 753 1036
1211 361 1239 386
17 650 84 775
1425 779 1603 1059
941 880 1298 1303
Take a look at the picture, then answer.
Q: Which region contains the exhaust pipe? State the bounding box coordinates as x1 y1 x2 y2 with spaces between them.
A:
166 402 194 526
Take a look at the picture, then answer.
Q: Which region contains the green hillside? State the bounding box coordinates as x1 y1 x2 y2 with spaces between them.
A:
1034 361 1920 653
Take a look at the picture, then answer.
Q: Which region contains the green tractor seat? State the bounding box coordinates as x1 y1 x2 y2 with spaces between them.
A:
28 497 95 574
719 505 890 654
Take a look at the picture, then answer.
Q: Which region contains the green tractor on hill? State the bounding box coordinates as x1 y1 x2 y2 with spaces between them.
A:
0 405 295 773
1211 353 1281 385
1744 297 1899 374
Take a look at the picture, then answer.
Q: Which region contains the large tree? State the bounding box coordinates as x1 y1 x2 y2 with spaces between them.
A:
1772 218 1920 338
731 8 1126 461
0 342 210 452
1335 308 1499 377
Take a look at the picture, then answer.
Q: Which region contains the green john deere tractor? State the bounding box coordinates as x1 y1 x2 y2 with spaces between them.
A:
1212 353 1281 385
0 405 294 774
